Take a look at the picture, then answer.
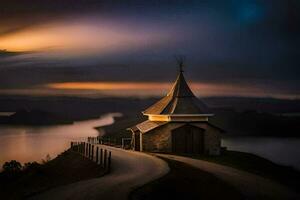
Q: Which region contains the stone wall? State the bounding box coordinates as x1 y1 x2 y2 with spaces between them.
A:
193 123 221 155
142 122 221 155
142 123 183 152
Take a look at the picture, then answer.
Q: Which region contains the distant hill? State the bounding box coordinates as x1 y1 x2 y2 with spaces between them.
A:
210 109 300 137
0 95 299 135
0 95 299 119
0 95 155 121
204 96 300 113
0 109 73 125
0 49 20 57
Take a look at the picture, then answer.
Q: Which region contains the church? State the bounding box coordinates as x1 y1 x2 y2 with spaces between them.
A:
128 63 223 155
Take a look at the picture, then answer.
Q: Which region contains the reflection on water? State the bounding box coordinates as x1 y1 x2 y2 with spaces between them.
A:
222 137 300 170
1 114 300 171
0 113 121 166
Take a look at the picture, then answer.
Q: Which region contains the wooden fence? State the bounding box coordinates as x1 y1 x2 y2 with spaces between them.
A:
87 136 132 149
70 141 112 172
87 136 117 146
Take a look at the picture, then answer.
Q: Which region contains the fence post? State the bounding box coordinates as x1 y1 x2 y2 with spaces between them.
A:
82 142 85 156
85 142 87 156
87 143 89 157
96 147 99 164
107 151 111 172
82 142 84 154
100 149 103 167
91 145 94 161
87 143 89 158
90 144 92 159
88 144 90 159
104 149 107 169
85 143 88 157
81 142 84 154
89 144 91 159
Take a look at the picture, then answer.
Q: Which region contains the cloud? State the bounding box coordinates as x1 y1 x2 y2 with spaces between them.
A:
0 0 299 99
0 16 172 56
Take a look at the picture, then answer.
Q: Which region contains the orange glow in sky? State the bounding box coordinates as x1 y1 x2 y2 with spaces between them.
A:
0 81 296 99
43 81 298 99
47 82 172 90
0 20 168 54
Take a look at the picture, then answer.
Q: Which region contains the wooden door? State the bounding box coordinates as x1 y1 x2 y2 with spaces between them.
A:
191 126 204 154
172 125 204 154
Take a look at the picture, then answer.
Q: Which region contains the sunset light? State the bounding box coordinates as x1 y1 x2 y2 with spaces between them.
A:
47 82 172 90
44 81 298 99
0 19 169 55
0 1 300 199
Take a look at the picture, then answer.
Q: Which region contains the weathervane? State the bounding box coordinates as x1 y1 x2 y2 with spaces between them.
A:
175 55 186 73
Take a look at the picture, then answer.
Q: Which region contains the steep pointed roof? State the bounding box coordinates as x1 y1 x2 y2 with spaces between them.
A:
143 71 210 115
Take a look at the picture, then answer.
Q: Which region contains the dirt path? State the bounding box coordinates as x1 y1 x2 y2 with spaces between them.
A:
156 153 299 200
30 146 169 200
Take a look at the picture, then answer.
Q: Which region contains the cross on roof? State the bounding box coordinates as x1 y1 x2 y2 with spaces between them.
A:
175 55 186 73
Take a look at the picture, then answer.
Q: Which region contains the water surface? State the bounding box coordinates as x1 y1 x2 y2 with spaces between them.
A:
1 115 300 171
0 113 120 166
222 137 300 170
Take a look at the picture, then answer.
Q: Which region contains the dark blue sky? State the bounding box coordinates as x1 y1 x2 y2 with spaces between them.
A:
0 0 299 98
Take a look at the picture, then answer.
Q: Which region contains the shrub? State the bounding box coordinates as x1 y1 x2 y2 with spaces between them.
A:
23 162 41 171
2 160 22 173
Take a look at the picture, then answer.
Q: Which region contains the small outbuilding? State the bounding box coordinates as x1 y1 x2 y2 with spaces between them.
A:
128 65 223 155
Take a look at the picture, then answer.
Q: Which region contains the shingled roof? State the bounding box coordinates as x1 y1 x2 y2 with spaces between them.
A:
133 120 168 133
143 71 210 115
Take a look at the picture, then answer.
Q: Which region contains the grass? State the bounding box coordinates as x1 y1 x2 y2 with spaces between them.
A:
131 151 300 199
0 150 106 199
130 158 244 200
180 150 300 191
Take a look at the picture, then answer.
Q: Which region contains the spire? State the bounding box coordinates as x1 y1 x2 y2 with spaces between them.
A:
143 61 210 115
167 70 195 98
175 55 185 73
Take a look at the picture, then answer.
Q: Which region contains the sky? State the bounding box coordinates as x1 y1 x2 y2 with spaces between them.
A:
0 0 299 99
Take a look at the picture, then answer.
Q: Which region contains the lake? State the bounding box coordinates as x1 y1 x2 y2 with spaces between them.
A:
0 114 300 171
0 113 121 166
222 137 300 170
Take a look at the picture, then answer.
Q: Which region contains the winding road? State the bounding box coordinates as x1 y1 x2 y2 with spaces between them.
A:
156 153 300 200
30 145 169 200
30 146 299 200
